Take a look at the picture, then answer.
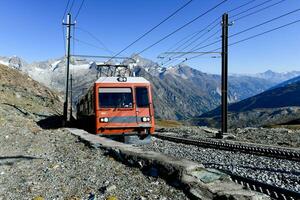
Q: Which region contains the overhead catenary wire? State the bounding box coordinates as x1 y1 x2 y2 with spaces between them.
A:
73 37 107 51
176 19 300 65
62 0 71 21
227 0 257 13
161 0 260 65
229 19 300 47
171 18 220 54
75 27 115 55
163 28 221 66
68 0 75 14
165 0 257 54
230 8 300 38
164 29 205 54
231 0 274 18
179 0 285 50
74 0 86 21
105 0 194 63
233 0 286 22
136 0 228 55
165 7 300 64
160 17 220 64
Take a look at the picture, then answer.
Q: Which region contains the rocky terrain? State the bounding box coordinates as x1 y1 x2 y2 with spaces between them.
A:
0 64 187 199
156 126 300 148
1 55 296 120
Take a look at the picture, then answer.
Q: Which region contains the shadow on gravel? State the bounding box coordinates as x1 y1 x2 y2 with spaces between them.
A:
37 115 64 129
0 155 40 166
37 115 78 129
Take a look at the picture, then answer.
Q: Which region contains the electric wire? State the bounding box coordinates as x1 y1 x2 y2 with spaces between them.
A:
74 0 86 21
160 17 220 64
163 28 221 66
62 0 71 21
164 29 204 53
136 0 228 55
161 0 259 65
229 19 300 47
68 0 75 14
230 8 300 38
165 7 300 64
233 0 286 22
105 0 194 62
227 0 257 13
172 18 220 54
73 37 107 51
75 27 115 55
164 0 258 55
231 0 274 18
160 17 220 65
176 19 300 65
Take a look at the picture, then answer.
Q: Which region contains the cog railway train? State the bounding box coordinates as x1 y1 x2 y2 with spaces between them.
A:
76 76 155 137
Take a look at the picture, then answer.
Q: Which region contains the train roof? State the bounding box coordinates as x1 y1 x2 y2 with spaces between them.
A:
95 76 150 84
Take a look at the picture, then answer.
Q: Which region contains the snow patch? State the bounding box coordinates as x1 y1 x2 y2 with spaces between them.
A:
0 60 9 66
50 60 61 71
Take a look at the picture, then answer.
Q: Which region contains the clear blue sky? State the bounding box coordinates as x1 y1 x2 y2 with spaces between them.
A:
0 0 299 74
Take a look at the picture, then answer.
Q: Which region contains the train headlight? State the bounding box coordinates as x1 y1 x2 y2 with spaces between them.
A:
100 117 109 123
117 77 127 82
141 117 150 122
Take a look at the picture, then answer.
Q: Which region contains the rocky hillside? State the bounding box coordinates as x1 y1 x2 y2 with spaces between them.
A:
0 64 62 121
270 75 300 90
192 80 300 128
0 55 298 120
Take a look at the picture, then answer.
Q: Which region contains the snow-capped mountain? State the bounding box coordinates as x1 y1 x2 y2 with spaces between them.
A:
0 56 28 70
235 70 300 84
0 55 297 120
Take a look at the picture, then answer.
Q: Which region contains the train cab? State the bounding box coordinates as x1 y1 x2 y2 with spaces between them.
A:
77 76 155 137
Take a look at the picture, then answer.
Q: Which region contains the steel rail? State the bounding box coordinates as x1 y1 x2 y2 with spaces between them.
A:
225 171 300 200
153 134 300 162
153 133 300 199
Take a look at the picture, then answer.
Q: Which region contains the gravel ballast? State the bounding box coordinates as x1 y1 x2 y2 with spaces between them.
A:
157 126 300 148
139 137 300 193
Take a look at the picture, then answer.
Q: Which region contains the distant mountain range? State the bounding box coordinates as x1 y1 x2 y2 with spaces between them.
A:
0 55 299 120
232 69 300 84
192 77 300 128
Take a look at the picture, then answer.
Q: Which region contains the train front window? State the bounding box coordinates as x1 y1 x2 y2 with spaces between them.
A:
99 88 133 108
135 87 149 107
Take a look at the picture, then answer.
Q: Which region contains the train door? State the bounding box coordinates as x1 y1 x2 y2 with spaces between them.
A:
135 86 152 130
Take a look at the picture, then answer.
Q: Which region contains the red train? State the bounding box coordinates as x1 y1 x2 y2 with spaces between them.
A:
77 76 155 137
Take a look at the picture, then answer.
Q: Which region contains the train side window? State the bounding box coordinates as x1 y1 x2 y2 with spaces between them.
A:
135 87 149 107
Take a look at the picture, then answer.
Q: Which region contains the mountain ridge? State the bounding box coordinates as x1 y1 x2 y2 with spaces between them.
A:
193 80 300 128
1 55 298 120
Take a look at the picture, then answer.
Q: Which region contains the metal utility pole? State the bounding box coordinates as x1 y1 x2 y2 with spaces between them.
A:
69 74 73 121
62 13 74 126
218 13 229 139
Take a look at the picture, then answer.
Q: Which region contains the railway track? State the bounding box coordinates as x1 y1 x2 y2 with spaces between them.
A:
153 133 300 162
227 171 300 200
153 133 300 199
